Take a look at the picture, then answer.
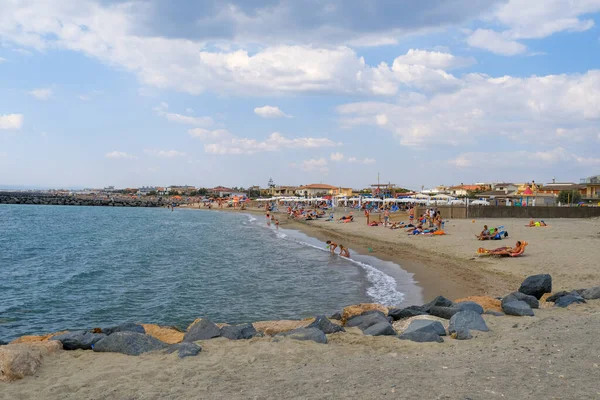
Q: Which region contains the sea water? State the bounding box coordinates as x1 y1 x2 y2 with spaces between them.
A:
0 205 421 341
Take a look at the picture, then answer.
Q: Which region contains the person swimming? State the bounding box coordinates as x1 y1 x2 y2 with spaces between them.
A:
326 240 338 254
339 245 350 258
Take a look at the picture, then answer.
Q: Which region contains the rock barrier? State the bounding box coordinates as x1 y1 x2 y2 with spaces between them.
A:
0 193 168 207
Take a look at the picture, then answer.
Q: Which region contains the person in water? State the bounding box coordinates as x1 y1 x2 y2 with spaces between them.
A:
275 219 279 229
339 245 350 258
326 240 338 254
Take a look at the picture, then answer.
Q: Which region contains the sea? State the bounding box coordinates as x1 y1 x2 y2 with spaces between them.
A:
0 205 421 342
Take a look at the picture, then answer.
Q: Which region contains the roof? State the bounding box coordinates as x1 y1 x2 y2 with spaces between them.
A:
479 190 516 197
493 182 516 186
449 185 484 191
211 186 233 192
539 184 585 191
298 184 338 190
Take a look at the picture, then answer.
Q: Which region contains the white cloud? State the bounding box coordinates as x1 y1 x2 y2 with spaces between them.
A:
188 128 232 140
154 103 213 126
0 114 23 130
185 108 194 114
105 151 138 160
0 57 6 63
466 29 527 56
204 132 340 155
450 147 600 169
143 149 186 158
393 49 475 70
348 157 376 164
28 87 53 100
300 158 328 173
330 152 344 161
254 106 291 118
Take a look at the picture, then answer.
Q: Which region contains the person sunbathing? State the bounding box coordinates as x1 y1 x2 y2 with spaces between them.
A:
389 221 405 229
339 215 354 222
488 241 526 257
526 219 547 227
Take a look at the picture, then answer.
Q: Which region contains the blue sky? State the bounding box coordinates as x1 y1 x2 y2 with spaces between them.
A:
1 0 599 190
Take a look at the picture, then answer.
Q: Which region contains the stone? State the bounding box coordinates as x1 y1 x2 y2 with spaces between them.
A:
387 306 427 320
253 320 311 336
341 303 387 324
404 320 446 336
345 311 388 330
429 306 462 320
422 296 454 312
398 332 444 343
51 331 107 350
362 321 396 336
546 291 570 303
502 300 535 316
183 319 221 342
329 312 342 321
220 323 258 340
581 287 600 300
165 342 202 359
0 341 7 346
92 332 168 356
555 294 586 308
454 296 503 313
393 315 449 334
141 324 184 344
102 323 145 335
449 310 489 334
484 311 504 317
503 292 539 309
277 328 327 344
518 274 552 299
453 328 473 340
455 301 484 314
0 341 62 382
306 315 345 334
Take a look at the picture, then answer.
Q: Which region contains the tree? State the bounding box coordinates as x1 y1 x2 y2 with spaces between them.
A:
196 188 208 196
147 190 157 196
169 190 180 196
558 190 582 204
189 190 198 196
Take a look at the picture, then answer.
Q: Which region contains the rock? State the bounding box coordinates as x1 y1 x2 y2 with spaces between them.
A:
581 287 600 300
455 301 484 314
183 319 221 342
503 292 539 309
0 341 62 382
253 320 311 336
518 274 552 299
404 320 446 336
0 341 7 346
502 300 535 316
341 303 388 324
454 296 503 313
555 294 586 308
51 331 107 350
277 328 327 344
449 310 489 334
398 332 444 343
393 315 448 334
387 305 427 320
345 311 388 330
546 291 570 303
362 321 396 336
484 311 504 316
102 323 145 335
93 332 168 356
329 312 342 321
220 323 258 340
165 342 202 358
9 331 68 344
453 328 473 340
422 296 454 312
142 324 184 344
429 306 462 320
306 315 345 334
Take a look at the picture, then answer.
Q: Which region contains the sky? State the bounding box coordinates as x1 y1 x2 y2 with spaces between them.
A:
1 0 600 191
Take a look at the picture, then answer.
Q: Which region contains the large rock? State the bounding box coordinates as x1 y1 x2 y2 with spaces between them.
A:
220 323 258 340
142 324 184 344
102 323 145 335
429 306 462 320
362 321 396 336
518 274 552 299
502 300 535 316
555 294 586 308
449 310 489 334
453 328 473 340
404 320 446 336
183 319 221 342
306 315 345 334
51 331 107 350
546 291 570 303
165 342 202 358
387 306 427 321
398 332 444 343
345 311 388 330
455 301 484 315
93 332 168 356
422 296 454 312
329 312 342 321
581 287 600 300
393 315 449 334
502 292 539 309
0 341 62 382
277 328 327 344
341 303 388 324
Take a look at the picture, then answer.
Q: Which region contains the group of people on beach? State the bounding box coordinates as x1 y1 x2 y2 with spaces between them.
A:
265 211 279 229
326 240 350 257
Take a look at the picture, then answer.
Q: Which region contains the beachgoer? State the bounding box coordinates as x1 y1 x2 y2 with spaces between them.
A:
477 225 490 240
383 209 390 226
409 206 415 224
275 219 279 229
326 240 338 254
365 209 370 225
526 219 546 227
339 245 350 258
489 241 525 256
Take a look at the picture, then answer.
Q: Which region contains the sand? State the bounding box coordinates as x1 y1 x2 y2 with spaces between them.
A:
4 206 600 399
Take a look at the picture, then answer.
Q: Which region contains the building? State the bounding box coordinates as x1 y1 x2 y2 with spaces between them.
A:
169 185 196 195
138 186 157 195
491 182 519 193
538 182 586 196
448 184 489 197
580 175 600 199
269 186 298 197
209 186 234 197
295 184 351 197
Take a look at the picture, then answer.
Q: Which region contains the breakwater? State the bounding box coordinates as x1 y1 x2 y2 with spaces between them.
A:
0 193 167 207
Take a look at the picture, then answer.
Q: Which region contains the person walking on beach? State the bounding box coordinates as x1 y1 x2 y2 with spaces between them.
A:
365 209 370 226
339 245 350 258
326 240 338 254
408 206 415 224
383 208 390 227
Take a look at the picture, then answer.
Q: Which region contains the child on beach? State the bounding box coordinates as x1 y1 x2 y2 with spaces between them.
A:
339 245 350 258
275 219 279 229
326 240 338 254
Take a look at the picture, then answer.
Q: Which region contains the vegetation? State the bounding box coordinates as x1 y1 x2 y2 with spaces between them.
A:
558 190 582 204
